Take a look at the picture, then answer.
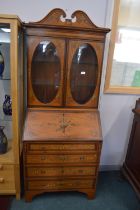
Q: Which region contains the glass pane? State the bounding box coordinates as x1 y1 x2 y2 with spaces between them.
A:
18 26 23 143
0 24 12 142
31 41 61 104
70 44 98 104
110 0 140 87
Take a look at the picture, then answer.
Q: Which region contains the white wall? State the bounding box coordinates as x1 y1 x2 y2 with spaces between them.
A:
0 0 107 26
0 0 139 169
99 0 139 169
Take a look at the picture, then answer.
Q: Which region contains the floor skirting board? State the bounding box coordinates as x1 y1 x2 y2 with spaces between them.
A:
99 165 121 171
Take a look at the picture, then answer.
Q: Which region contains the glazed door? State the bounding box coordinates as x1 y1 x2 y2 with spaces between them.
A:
66 40 104 108
27 37 65 107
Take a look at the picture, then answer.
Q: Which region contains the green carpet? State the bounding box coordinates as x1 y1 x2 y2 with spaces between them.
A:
10 171 140 210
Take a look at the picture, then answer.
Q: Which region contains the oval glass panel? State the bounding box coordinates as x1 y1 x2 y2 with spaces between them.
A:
70 44 98 104
31 41 61 104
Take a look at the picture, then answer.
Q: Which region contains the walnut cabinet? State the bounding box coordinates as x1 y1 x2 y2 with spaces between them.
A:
22 9 110 201
122 98 140 199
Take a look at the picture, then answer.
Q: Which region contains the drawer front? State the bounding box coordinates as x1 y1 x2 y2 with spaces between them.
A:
26 166 97 177
0 164 15 192
25 143 98 153
27 179 95 190
25 154 98 164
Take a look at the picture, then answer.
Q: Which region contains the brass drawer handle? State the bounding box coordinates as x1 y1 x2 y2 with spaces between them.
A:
0 178 4 183
34 169 46 175
68 183 73 186
59 146 65 150
61 169 64 174
94 154 97 159
0 165 3 170
44 183 55 188
41 146 46 150
41 156 46 160
59 156 66 161
41 170 46 174
80 156 85 160
34 170 39 175
59 183 64 187
90 145 95 149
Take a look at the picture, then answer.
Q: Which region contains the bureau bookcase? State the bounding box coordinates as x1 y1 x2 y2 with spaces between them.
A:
22 9 110 201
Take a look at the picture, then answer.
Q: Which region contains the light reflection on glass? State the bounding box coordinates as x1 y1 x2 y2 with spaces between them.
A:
110 0 140 87
114 28 140 64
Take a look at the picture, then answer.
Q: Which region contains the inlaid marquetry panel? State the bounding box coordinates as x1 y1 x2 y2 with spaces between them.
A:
25 154 98 164
27 179 95 190
23 110 102 141
26 166 97 177
27 143 97 152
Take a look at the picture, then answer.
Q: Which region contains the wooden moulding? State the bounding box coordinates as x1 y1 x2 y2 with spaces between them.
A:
24 8 110 34
0 14 22 24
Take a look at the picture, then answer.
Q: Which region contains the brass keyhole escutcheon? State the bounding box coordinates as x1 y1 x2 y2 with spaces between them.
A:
60 156 66 161
80 156 85 160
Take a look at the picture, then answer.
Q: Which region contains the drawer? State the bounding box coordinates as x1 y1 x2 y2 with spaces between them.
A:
25 143 98 154
27 179 95 190
25 153 98 164
26 166 97 177
0 164 15 192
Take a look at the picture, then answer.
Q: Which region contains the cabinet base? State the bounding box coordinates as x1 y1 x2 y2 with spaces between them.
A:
122 164 140 199
24 189 96 202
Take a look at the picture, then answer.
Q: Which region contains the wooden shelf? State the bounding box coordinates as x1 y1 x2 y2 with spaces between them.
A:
0 141 14 164
0 78 11 80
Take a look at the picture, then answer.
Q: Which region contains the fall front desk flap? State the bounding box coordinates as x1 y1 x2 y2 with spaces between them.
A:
23 110 102 141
